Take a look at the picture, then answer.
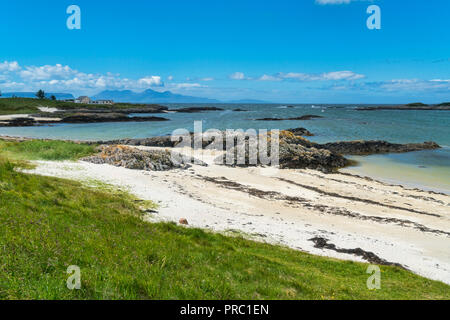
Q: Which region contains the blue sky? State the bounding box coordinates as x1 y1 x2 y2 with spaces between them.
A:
0 0 449 103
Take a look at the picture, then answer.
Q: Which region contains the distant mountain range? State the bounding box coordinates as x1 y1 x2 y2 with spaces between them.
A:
0 92 74 99
92 89 220 103
0 89 270 104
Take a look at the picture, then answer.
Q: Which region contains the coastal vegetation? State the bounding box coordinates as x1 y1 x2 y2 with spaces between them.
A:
0 139 96 161
0 97 164 115
0 138 449 299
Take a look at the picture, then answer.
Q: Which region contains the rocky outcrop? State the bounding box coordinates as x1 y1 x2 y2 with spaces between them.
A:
319 140 440 155
82 145 206 171
113 105 169 114
0 117 37 127
215 137 349 173
0 111 170 127
47 105 169 114
90 131 441 173
278 142 349 171
285 127 314 136
169 107 224 113
255 115 323 121
97 136 177 148
357 103 450 111
61 113 169 123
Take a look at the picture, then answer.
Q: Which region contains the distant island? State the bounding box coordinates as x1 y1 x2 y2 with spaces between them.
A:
1 90 271 104
357 102 450 111
92 89 221 103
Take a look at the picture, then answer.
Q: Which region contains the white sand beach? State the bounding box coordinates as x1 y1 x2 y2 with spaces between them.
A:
22 146 450 285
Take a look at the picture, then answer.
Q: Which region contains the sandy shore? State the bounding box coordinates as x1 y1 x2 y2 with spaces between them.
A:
22 146 450 285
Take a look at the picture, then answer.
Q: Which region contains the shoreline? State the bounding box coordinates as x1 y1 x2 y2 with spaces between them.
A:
343 149 450 195
342 166 450 196
20 146 450 285
2 133 448 194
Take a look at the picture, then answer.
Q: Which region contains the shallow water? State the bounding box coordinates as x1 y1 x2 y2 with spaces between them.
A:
343 149 450 194
1 103 449 192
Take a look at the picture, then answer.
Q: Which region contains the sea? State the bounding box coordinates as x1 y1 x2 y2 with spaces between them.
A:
1 103 449 194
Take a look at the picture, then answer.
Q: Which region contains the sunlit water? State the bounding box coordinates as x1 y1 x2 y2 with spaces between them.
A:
1 104 449 193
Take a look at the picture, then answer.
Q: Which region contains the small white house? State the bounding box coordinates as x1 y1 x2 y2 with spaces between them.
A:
76 96 92 104
69 96 114 105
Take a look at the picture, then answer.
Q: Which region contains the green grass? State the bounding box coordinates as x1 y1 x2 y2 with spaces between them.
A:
0 98 89 115
0 139 96 161
0 98 161 115
0 140 449 300
0 164 449 299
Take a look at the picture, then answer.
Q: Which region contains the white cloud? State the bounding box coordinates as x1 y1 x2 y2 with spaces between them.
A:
170 83 205 89
430 79 450 83
379 79 450 92
0 61 20 72
327 78 450 93
167 75 173 81
229 72 246 80
258 71 365 81
200 77 214 81
20 64 76 81
321 71 365 80
258 74 282 81
0 61 165 95
138 76 164 87
278 72 311 81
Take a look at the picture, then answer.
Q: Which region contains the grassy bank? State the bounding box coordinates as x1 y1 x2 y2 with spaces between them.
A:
0 98 159 115
0 98 89 115
0 139 449 300
0 139 96 161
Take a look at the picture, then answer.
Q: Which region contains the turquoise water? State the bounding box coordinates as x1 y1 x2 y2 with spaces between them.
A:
1 104 449 192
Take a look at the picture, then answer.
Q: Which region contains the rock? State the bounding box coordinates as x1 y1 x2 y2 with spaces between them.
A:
61 113 169 123
233 108 248 112
82 145 206 171
117 105 169 113
357 103 450 110
169 107 224 113
53 105 169 114
179 218 189 225
97 136 177 148
278 142 349 172
254 115 323 121
91 131 441 173
285 127 314 136
319 140 440 155
214 132 349 172
0 117 37 127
